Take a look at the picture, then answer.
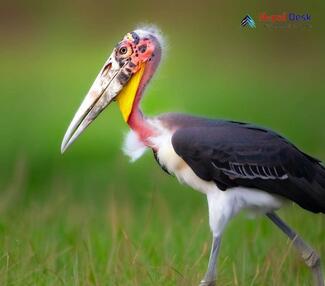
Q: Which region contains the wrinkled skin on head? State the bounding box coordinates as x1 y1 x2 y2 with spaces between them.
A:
114 32 157 85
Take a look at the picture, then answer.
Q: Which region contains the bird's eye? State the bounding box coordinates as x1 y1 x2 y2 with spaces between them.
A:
119 46 128 55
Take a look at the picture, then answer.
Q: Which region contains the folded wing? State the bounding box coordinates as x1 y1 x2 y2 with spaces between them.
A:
171 122 325 213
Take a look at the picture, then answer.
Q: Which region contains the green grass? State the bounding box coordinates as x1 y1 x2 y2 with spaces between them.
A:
0 157 324 286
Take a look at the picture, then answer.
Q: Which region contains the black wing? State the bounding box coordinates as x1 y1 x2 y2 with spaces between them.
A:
171 122 325 213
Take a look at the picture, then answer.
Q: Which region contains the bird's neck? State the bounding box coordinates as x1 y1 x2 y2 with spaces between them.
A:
126 53 161 146
127 104 156 146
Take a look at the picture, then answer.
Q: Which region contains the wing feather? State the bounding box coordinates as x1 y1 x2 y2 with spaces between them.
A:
171 122 325 213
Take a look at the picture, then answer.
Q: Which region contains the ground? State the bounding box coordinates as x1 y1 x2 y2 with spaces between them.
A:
0 157 324 286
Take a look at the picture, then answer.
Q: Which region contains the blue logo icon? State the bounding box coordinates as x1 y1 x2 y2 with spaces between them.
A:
241 15 256 28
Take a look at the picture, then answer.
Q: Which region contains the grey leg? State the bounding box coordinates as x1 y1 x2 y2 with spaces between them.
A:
199 236 222 286
267 212 324 286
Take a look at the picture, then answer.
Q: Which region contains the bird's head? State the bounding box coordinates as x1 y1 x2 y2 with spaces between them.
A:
61 27 162 153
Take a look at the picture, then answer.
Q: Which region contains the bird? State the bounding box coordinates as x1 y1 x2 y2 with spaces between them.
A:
61 27 325 286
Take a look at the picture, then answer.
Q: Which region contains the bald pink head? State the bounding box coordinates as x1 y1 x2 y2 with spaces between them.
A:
113 28 162 87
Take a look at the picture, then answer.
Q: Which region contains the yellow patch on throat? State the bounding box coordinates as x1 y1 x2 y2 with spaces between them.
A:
116 64 145 122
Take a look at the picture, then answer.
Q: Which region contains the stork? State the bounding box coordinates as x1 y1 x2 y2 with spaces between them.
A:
61 27 325 286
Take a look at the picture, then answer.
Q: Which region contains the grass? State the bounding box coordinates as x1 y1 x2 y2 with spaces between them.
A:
0 158 324 286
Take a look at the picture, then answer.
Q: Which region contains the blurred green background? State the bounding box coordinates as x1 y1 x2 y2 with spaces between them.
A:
0 1 324 285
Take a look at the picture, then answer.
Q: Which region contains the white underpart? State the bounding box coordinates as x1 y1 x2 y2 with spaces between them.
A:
123 119 284 236
122 130 148 162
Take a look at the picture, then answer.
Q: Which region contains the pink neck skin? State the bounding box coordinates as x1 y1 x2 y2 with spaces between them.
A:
127 51 161 146
127 107 155 145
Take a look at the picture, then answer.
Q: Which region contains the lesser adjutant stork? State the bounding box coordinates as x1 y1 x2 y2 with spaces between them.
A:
61 27 325 286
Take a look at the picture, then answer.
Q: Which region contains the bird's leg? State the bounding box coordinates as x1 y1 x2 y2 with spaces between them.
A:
199 235 222 286
267 212 324 286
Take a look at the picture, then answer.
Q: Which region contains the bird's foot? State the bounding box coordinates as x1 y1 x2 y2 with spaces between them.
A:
199 279 216 286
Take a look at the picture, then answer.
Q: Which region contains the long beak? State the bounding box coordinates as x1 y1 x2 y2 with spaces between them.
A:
61 52 124 153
